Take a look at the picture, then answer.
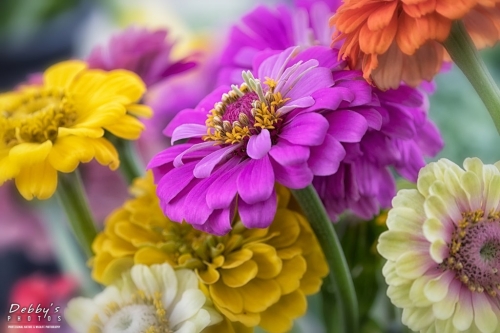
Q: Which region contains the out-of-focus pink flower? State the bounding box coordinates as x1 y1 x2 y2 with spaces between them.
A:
87 26 197 88
79 161 129 224
141 51 221 160
3 274 78 333
0 185 52 262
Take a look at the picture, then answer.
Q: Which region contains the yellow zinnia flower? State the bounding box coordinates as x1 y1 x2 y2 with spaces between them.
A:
92 173 329 333
0 60 151 200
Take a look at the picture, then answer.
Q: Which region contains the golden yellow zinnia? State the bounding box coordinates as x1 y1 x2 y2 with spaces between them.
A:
92 173 329 333
0 60 151 200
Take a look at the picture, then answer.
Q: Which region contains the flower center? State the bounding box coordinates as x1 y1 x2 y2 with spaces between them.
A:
443 210 500 297
90 292 172 333
103 305 161 333
204 72 288 144
1 88 77 146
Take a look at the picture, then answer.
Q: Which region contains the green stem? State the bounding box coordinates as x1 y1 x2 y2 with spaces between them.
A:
292 186 359 333
115 139 145 184
55 170 97 259
443 20 500 134
321 282 341 333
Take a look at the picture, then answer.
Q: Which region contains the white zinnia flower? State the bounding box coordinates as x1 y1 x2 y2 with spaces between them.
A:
378 158 500 333
65 263 222 333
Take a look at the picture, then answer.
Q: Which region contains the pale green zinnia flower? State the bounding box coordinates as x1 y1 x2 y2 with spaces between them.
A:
378 158 500 333
65 263 222 333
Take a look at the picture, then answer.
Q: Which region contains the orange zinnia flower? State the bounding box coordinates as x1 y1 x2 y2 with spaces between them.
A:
331 0 500 90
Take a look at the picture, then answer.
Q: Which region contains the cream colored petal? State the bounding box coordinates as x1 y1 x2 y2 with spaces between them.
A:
169 289 206 328
434 317 461 333
428 180 462 223
452 288 473 331
424 272 454 302
424 195 454 226
382 260 411 286
461 171 482 210
93 285 123 309
485 174 500 213
150 263 178 308
386 206 424 234
174 269 199 292
409 275 434 307
387 283 413 308
472 292 498 333
130 264 161 298
391 189 425 214
439 159 465 179
429 239 448 263
401 306 434 332
432 280 460 321
418 172 439 198
64 298 96 333
185 309 212 332
174 321 196 333
395 251 434 280
378 231 428 261
423 217 447 243
464 158 484 181
444 168 470 211
202 306 223 328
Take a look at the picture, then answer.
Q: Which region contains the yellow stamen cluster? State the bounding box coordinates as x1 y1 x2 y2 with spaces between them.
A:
443 209 500 296
203 77 289 144
0 89 76 146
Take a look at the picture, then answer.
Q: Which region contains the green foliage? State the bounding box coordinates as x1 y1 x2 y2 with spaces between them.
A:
336 214 388 326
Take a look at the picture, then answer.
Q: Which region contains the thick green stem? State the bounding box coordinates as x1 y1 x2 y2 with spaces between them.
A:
443 20 500 134
321 282 342 333
292 186 359 333
55 171 97 259
115 139 145 184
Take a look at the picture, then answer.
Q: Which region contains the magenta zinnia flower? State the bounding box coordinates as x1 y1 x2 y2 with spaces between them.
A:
217 1 443 221
149 46 378 235
87 26 196 87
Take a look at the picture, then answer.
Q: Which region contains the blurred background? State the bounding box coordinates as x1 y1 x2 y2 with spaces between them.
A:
1 0 500 332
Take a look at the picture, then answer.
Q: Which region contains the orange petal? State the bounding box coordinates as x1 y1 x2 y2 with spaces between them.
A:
367 1 399 30
359 12 398 54
435 0 476 20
